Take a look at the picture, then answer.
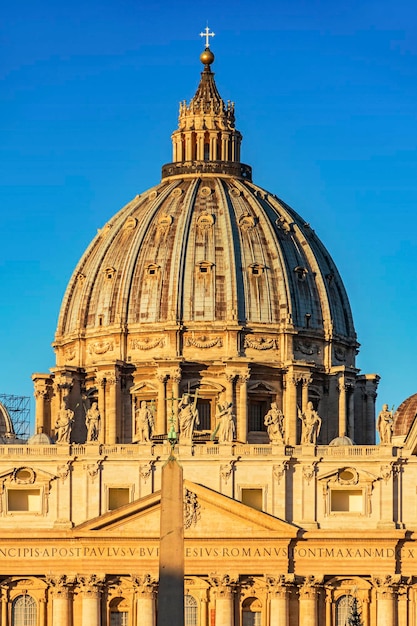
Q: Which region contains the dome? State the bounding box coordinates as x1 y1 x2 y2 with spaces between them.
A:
27 431 55 445
393 393 417 437
329 435 355 446
54 58 356 369
33 45 379 448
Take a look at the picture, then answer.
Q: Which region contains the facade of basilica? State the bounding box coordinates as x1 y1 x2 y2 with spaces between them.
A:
1 37 417 626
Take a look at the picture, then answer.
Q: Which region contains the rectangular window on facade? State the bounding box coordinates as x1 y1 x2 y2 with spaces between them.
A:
108 488 130 511
248 401 268 432
7 489 41 512
196 399 211 431
330 490 363 513
241 488 263 511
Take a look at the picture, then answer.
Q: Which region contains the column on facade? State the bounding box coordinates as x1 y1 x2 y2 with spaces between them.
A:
51 586 71 626
301 374 312 412
170 369 181 432
378 464 395 528
79 576 103 626
397 585 408 626
338 377 347 437
135 576 157 626
238 372 249 443
284 371 298 445
156 373 167 435
201 597 208 626
38 598 46 626
325 588 331 626
374 577 396 626
1 588 8 626
225 373 235 406
214 581 234 626
268 576 291 626
298 577 319 626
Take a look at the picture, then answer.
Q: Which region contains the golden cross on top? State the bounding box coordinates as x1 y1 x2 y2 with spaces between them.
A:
200 26 215 48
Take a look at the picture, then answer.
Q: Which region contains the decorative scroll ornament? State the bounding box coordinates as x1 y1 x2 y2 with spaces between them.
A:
380 464 393 483
130 337 165 350
220 460 238 483
273 462 289 485
244 336 278 350
149 190 158 200
89 341 114 355
275 216 292 233
140 461 156 483
238 214 257 231
124 216 137 230
230 187 241 197
199 186 212 197
13 467 35 484
84 461 101 481
64 347 76 361
197 213 215 231
57 462 71 484
302 463 318 485
183 488 201 529
334 346 347 362
171 187 183 197
186 335 223 349
294 340 319 356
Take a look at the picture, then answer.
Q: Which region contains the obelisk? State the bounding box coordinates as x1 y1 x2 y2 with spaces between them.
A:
157 443 184 626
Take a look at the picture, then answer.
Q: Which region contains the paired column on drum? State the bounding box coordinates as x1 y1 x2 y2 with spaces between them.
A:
238 372 249 443
156 373 168 435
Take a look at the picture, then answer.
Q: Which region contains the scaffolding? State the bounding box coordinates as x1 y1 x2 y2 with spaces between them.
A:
0 394 31 442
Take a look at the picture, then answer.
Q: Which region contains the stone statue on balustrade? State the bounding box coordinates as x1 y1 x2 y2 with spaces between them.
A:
54 400 74 443
298 401 321 445
214 401 235 443
85 402 101 442
178 394 199 443
264 402 285 444
377 403 394 444
134 400 154 443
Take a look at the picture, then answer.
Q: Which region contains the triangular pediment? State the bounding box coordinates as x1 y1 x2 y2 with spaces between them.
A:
73 480 299 539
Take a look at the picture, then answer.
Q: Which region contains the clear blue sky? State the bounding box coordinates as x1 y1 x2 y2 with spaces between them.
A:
1 0 416 431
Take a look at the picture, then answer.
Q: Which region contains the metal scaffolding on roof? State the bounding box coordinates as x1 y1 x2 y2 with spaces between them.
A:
0 394 31 442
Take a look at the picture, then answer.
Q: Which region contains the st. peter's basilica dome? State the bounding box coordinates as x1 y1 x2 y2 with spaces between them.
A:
33 46 379 447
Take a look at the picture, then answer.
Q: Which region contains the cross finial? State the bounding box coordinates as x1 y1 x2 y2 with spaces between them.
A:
200 26 215 48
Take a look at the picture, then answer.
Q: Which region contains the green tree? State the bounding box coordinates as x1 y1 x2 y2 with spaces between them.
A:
347 596 363 626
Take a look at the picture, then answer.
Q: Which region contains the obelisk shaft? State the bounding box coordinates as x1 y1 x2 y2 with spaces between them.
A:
157 458 184 626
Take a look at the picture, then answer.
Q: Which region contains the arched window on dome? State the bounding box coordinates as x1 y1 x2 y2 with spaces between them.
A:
12 594 37 626
335 594 356 626
185 594 198 626
242 597 262 626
